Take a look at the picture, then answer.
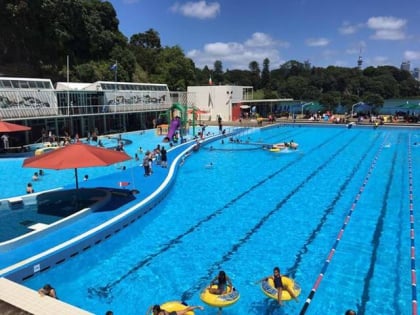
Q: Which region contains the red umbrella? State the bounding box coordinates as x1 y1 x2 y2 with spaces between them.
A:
22 142 131 189
0 121 31 133
187 108 208 114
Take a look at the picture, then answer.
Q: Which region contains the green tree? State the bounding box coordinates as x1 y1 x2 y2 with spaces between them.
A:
249 61 260 89
212 60 224 85
152 46 196 91
261 58 271 90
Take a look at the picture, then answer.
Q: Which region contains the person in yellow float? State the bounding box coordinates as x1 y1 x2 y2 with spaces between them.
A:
258 267 298 305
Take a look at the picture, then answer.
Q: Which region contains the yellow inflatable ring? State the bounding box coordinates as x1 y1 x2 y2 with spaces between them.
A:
200 285 240 308
148 301 195 315
260 276 301 301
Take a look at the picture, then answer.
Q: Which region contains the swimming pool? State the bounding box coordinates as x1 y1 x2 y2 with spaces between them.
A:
0 130 193 200
19 125 420 314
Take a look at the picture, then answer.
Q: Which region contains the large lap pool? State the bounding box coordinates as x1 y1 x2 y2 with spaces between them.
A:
17 124 420 314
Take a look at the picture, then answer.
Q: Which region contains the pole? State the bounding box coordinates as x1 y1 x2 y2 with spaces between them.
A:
114 61 117 107
67 55 70 116
192 107 196 137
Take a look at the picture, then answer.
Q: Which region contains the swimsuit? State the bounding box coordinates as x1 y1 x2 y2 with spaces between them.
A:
273 275 283 289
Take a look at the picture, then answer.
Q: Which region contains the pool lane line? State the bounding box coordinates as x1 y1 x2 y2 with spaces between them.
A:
180 131 365 302
357 135 399 315
299 134 389 315
408 135 418 315
287 131 382 280
87 128 351 300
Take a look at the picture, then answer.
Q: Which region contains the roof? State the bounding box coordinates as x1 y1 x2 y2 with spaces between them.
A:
55 82 92 91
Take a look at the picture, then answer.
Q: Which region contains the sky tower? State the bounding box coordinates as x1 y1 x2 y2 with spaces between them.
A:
357 47 363 69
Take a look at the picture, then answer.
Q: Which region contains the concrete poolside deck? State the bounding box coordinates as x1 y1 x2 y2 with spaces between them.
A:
0 277 93 315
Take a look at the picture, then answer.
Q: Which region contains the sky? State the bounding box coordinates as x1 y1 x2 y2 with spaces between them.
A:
107 0 420 71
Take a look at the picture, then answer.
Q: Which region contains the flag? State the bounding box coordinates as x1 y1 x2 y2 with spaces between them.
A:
110 62 117 71
208 76 213 85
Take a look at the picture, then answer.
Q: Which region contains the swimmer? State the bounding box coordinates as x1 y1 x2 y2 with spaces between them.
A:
26 183 34 194
205 162 213 169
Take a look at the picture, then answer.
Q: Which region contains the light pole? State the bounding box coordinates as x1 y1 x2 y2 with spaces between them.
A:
301 102 313 118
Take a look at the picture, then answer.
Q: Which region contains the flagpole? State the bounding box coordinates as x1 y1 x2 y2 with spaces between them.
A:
67 55 70 116
114 61 117 106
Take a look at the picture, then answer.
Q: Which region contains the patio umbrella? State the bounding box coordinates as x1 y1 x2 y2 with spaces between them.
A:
22 142 131 189
0 121 31 133
187 108 209 115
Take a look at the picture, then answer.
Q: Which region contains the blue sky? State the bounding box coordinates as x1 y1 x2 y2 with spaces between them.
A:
108 0 420 71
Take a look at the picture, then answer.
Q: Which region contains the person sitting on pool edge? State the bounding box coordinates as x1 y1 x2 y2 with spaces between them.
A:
38 284 57 299
208 270 232 295
149 304 204 315
258 267 298 305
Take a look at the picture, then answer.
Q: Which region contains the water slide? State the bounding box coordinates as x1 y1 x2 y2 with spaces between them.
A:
167 118 180 139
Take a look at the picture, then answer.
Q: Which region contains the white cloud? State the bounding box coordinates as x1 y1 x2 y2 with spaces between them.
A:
171 1 220 19
244 32 289 48
305 38 330 47
186 32 286 69
339 22 363 35
404 50 420 60
367 16 407 40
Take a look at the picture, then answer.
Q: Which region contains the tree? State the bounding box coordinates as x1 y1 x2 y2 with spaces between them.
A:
151 46 196 91
130 30 162 74
261 58 271 90
249 61 260 89
213 60 224 85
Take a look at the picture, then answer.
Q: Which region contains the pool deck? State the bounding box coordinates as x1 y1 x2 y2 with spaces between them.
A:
0 277 93 315
0 130 238 314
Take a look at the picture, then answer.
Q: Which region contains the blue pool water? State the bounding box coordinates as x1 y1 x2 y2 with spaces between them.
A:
0 130 194 199
11 125 420 314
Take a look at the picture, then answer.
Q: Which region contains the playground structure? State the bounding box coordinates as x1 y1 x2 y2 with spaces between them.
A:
155 92 208 141
157 103 188 143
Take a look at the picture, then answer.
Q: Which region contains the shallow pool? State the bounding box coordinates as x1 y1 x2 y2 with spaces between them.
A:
0 129 198 199
20 125 420 314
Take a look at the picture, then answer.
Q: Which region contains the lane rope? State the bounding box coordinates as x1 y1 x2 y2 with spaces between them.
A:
299 135 388 315
408 136 418 315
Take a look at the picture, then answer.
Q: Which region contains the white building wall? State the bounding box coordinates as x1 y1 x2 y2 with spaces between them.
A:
187 85 248 121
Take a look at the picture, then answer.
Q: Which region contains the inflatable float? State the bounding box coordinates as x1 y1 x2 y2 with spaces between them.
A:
260 276 301 301
200 285 240 308
147 301 195 315
271 142 299 151
35 146 59 156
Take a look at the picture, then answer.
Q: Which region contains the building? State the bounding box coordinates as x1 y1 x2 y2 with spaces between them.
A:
0 77 178 145
401 61 411 72
187 85 295 121
187 85 253 122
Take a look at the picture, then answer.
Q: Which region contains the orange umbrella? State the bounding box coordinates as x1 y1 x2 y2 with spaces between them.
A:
0 121 31 133
22 142 131 189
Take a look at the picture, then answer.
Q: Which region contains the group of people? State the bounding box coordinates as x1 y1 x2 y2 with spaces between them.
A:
26 169 44 193
142 144 168 176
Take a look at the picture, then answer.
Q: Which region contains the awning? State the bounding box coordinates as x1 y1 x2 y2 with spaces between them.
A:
240 105 250 109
